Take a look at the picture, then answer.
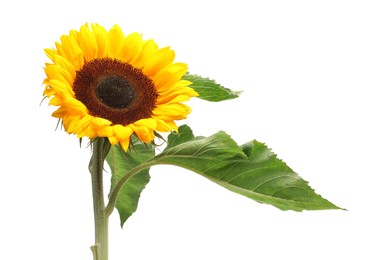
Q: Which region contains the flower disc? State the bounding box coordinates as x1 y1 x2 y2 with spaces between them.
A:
73 58 158 125
43 24 198 150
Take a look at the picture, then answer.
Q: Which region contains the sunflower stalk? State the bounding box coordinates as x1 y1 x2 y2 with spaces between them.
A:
89 138 110 260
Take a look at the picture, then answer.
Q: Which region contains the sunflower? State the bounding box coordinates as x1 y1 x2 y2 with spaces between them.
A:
43 24 198 150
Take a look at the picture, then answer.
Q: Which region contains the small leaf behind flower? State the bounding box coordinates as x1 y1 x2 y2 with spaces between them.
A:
183 73 241 102
156 125 340 211
165 124 195 149
106 136 155 227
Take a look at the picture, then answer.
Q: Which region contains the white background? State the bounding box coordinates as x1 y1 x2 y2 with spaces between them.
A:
1 0 387 259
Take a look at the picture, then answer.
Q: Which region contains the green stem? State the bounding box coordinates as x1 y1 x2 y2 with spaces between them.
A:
89 138 110 260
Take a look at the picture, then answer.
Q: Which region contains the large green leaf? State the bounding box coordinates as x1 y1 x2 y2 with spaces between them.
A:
183 73 241 101
155 125 340 211
106 137 155 226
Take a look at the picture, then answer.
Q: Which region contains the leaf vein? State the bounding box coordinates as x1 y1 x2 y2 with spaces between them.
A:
252 175 300 192
226 166 280 183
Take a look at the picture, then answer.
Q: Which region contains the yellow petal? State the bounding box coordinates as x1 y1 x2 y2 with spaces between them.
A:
45 64 74 87
54 41 66 60
81 117 111 138
134 118 157 129
69 29 80 44
92 117 112 127
108 24 124 59
120 32 143 64
152 63 188 92
119 138 130 152
60 35 84 70
51 107 66 118
53 54 76 80
152 103 191 121
132 125 155 143
131 118 158 143
62 98 88 115
142 46 175 78
44 48 58 62
157 80 194 95
97 125 114 137
155 118 178 132
76 115 94 133
113 124 133 140
48 79 74 96
132 39 157 69
108 136 119 145
48 96 64 106
91 23 109 58
65 115 82 133
156 87 198 104
79 118 98 139
79 24 98 61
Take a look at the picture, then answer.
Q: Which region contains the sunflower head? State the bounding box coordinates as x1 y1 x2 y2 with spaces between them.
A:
43 24 198 150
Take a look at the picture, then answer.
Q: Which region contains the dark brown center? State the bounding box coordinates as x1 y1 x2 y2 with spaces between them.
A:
95 75 135 109
73 58 158 125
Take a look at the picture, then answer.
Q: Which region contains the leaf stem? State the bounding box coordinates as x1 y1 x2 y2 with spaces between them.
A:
89 138 110 260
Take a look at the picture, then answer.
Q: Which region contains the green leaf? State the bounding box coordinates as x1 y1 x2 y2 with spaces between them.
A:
106 137 155 226
183 73 241 102
155 125 340 211
165 124 195 149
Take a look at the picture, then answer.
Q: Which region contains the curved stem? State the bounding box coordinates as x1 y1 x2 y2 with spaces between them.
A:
105 160 157 217
90 138 110 260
